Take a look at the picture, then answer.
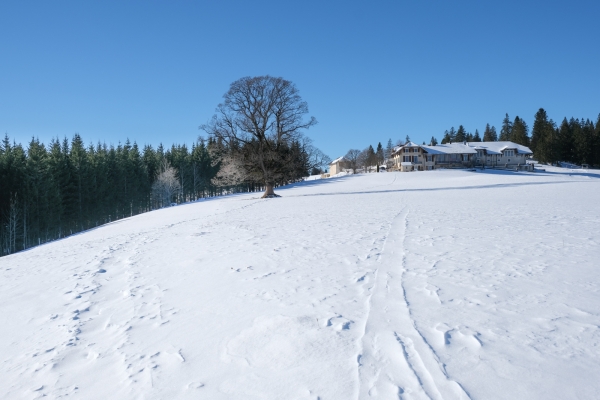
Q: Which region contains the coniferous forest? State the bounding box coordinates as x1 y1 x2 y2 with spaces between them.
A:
0 134 318 257
439 109 600 166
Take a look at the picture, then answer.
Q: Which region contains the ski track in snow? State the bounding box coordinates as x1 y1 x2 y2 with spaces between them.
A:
357 208 469 400
1 168 600 399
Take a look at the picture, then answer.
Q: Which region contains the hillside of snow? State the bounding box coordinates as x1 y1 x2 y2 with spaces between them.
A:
1 168 599 399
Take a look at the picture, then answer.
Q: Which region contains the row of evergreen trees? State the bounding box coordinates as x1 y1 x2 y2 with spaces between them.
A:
438 109 600 165
0 134 313 256
440 114 531 146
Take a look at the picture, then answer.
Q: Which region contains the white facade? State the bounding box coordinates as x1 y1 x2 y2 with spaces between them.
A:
392 141 533 172
329 156 345 175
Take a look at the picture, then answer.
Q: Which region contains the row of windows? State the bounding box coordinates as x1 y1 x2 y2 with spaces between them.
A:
398 151 522 161
476 149 519 157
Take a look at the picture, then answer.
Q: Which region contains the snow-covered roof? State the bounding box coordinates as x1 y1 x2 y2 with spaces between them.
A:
393 141 532 157
467 141 533 155
329 156 345 164
420 143 477 155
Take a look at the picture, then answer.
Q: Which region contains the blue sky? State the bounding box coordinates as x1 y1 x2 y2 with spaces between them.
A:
2 0 599 159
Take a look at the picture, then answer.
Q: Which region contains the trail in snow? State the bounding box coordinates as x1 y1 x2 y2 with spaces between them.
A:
357 207 469 399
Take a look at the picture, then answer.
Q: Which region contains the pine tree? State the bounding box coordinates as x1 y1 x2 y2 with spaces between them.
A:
510 116 530 146
574 118 595 165
385 139 393 160
430 136 438 145
441 130 451 144
500 113 512 141
594 114 600 167
472 129 481 142
367 145 376 172
530 108 556 163
483 124 493 141
557 118 573 162
455 126 467 142
376 142 384 171
448 127 456 143
490 126 498 141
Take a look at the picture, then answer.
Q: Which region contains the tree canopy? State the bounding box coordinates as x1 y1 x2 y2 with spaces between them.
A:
201 76 318 197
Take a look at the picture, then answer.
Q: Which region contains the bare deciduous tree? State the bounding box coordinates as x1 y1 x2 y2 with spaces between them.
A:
344 149 361 174
303 137 331 173
357 148 370 173
201 76 317 198
152 161 181 208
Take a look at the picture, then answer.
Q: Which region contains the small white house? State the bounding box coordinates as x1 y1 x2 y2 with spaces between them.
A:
329 156 345 175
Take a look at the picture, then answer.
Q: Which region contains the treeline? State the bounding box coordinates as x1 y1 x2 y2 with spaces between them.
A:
343 142 388 174
440 114 533 146
0 134 316 256
438 109 600 165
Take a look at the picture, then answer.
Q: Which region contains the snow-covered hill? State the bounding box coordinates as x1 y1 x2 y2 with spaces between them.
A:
2 168 600 399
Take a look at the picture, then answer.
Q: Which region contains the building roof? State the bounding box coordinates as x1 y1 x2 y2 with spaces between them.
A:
394 141 533 156
467 141 533 155
420 143 477 155
329 156 345 165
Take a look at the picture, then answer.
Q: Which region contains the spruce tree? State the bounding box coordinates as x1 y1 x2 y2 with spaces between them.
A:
500 113 512 141
385 139 393 160
441 130 450 144
510 116 530 146
594 114 600 167
483 124 493 141
490 126 498 141
473 129 481 142
455 125 467 142
530 108 556 163
376 142 384 170
558 118 573 162
449 127 457 143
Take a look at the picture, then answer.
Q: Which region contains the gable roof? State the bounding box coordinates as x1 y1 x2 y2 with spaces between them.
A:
420 143 477 155
330 156 345 165
467 141 533 155
394 141 532 156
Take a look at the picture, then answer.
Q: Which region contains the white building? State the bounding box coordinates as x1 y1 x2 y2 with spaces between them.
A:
392 141 533 172
329 156 345 175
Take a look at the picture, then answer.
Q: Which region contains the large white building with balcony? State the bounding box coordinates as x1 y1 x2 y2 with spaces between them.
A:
392 141 533 172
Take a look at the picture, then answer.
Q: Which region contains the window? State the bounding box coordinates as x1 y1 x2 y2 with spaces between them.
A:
504 150 515 157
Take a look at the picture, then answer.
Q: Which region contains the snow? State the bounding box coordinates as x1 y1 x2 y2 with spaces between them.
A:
467 141 533 155
420 143 478 155
1 168 600 399
416 141 533 156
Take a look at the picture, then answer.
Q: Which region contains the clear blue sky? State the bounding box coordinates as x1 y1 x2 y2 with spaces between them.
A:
2 0 599 159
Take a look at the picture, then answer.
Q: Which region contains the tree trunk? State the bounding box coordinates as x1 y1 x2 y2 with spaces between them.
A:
261 182 279 198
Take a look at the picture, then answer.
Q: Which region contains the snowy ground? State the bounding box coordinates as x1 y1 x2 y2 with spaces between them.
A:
1 167 599 399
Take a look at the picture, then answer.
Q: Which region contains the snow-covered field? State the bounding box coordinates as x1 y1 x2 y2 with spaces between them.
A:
1 168 599 399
